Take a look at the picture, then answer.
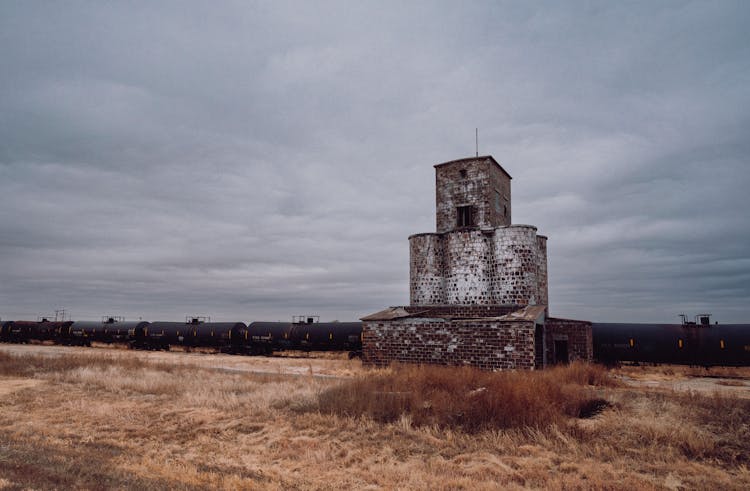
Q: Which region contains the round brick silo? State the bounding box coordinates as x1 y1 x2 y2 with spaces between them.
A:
491 225 540 306
536 235 549 312
409 233 445 305
443 230 493 304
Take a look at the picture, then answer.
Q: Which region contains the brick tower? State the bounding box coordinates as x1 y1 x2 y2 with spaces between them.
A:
409 156 548 309
361 155 592 370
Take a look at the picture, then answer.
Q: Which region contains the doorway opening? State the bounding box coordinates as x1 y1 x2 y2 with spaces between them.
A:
554 339 569 364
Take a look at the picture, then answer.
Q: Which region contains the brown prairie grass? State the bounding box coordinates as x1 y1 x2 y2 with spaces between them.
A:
685 365 750 379
0 347 749 490
316 362 618 431
571 389 750 466
0 349 170 377
717 378 747 386
619 363 750 380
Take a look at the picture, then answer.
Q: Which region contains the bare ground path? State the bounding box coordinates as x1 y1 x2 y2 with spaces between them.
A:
0 342 363 378
616 364 750 398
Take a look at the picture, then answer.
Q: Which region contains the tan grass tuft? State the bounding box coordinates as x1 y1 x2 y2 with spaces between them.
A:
315 362 618 432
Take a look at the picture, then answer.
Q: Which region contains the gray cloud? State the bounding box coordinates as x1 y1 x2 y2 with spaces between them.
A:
1 1 748 323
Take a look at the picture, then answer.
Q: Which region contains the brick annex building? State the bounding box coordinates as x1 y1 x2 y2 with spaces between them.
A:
361 156 593 370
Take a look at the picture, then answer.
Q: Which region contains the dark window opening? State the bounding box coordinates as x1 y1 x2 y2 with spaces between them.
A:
459 169 467 178
457 206 474 227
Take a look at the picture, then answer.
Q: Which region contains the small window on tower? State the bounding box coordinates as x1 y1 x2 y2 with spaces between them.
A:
459 169 467 178
457 206 474 227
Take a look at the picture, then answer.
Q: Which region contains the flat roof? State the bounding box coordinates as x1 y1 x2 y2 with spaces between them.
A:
433 155 512 180
360 304 545 322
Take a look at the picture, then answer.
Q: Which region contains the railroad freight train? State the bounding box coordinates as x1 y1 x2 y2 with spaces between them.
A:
0 316 363 357
592 315 750 367
1 314 749 366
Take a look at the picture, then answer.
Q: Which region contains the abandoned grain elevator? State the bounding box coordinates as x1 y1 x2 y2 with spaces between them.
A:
362 155 593 369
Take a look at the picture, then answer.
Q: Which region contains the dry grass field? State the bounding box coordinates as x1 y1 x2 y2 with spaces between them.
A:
1 345 749 490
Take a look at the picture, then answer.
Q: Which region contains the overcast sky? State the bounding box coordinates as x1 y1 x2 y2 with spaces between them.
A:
1 1 748 323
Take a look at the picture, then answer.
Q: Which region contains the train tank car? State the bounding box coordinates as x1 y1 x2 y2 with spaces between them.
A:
1 319 73 344
592 319 750 366
131 318 246 352
185 321 248 353
700 324 750 366
130 321 179 350
295 322 362 353
246 322 296 354
246 318 363 355
0 321 12 342
65 318 149 346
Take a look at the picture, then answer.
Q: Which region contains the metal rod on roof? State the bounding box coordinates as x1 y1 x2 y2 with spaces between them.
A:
475 128 478 156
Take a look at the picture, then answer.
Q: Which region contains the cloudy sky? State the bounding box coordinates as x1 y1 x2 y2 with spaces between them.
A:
1 1 748 323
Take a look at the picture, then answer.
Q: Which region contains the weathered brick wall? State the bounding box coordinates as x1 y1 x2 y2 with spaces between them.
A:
401 304 519 318
362 319 537 370
536 235 548 314
409 225 549 308
444 230 492 304
545 318 593 363
409 233 445 305
435 156 511 234
490 225 540 306
489 160 511 228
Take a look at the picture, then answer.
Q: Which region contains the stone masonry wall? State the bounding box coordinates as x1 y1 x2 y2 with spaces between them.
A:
490 225 539 306
362 319 536 370
444 230 492 304
489 160 511 229
545 318 593 364
401 304 519 318
435 157 511 234
409 233 445 305
409 225 548 308
536 235 549 314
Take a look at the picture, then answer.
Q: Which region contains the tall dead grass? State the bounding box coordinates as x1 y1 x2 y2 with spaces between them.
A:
1 347 749 489
677 391 750 463
316 362 618 432
685 365 750 379
619 363 750 380
0 350 169 377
